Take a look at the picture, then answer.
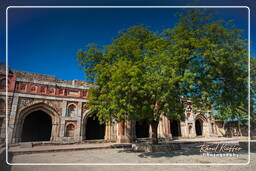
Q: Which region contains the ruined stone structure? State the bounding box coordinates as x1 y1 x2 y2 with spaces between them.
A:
0 63 223 144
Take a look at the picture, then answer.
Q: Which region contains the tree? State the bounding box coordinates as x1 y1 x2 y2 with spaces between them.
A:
251 57 256 129
164 9 248 135
78 25 178 144
77 9 248 144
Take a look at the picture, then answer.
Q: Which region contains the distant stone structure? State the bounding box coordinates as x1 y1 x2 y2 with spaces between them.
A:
0 63 244 144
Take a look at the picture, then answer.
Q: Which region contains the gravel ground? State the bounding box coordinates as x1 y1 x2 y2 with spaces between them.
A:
10 148 249 164
7 148 255 171
9 164 256 171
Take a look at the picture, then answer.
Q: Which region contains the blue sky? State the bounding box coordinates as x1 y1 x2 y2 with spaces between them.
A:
0 0 254 81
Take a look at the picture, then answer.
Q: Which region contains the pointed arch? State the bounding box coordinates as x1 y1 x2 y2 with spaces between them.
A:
195 113 208 136
15 102 61 142
81 110 105 140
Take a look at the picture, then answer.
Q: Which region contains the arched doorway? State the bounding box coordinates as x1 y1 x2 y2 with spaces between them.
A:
21 110 52 142
195 119 203 136
170 120 181 137
135 120 149 138
85 116 105 140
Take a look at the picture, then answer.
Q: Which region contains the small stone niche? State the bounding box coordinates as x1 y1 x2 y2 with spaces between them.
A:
65 121 76 137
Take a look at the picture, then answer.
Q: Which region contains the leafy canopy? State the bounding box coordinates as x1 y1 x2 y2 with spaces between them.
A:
77 10 248 127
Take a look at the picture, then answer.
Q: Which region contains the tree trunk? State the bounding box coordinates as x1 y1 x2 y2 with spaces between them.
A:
150 120 159 145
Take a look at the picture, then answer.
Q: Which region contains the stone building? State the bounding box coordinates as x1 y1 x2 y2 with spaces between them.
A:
0 63 223 144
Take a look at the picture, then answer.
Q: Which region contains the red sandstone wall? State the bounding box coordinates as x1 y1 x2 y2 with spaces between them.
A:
0 70 89 99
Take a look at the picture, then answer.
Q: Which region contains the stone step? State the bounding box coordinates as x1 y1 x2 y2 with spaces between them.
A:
9 143 132 156
20 142 33 148
13 139 115 148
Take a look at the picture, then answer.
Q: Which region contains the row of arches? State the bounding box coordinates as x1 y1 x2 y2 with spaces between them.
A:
18 103 206 142
135 118 205 138
20 109 106 142
20 113 205 142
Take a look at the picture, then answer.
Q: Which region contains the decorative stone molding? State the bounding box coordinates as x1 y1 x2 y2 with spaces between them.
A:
18 98 62 116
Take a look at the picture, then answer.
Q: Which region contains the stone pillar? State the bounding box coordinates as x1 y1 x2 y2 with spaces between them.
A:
117 121 130 143
59 101 67 139
118 121 124 136
9 95 19 143
104 122 116 141
113 121 117 140
164 116 170 138
51 120 60 141
149 124 152 138
117 121 125 143
111 123 115 141
0 117 5 139
180 121 188 138
125 121 133 142
76 102 82 141
161 118 165 137
158 119 162 138
167 118 171 136
192 120 197 138
74 118 81 141
105 122 111 141
203 121 209 138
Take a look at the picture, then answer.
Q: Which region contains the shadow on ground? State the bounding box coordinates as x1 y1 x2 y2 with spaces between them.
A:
118 142 254 159
0 147 12 171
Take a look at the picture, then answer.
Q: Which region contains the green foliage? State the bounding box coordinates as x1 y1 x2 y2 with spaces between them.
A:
164 9 247 122
251 57 256 127
77 10 248 140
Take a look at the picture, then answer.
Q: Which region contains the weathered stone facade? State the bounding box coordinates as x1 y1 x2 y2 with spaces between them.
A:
0 63 226 144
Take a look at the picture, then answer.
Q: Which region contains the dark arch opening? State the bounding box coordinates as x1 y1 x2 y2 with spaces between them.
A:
21 110 52 142
136 120 149 138
195 119 203 136
85 116 105 140
170 120 181 137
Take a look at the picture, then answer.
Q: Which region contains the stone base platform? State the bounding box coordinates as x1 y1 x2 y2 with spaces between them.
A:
8 137 250 156
8 143 132 155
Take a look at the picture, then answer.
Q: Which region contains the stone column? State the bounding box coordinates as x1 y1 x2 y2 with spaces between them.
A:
164 116 170 138
149 124 152 138
76 101 82 141
9 95 19 143
102 121 115 142
192 119 198 137
105 122 111 141
180 121 187 138
158 119 162 138
113 121 117 140
59 101 67 140
51 120 60 141
116 120 131 143
203 122 209 138
0 117 6 139
117 121 126 143
125 121 133 142
111 123 115 141
161 118 165 138
118 121 124 136
167 118 171 137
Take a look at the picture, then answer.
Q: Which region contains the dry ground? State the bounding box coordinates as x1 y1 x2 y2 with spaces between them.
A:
7 146 255 171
